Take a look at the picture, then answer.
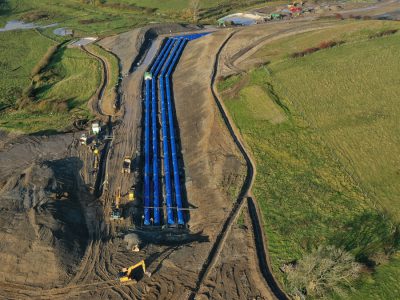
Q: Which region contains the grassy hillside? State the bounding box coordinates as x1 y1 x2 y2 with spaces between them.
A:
0 30 55 111
218 21 400 299
0 0 268 133
86 44 119 109
34 47 100 111
1 0 266 35
0 45 100 134
268 28 400 220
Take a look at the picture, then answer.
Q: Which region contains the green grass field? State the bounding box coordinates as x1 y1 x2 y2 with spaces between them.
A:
219 20 400 298
0 45 100 134
267 27 400 221
34 47 100 110
252 20 400 63
0 30 55 110
86 44 119 104
0 0 268 133
0 0 266 36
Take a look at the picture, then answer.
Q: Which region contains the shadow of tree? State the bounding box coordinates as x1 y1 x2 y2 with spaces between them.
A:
0 0 11 17
330 211 400 266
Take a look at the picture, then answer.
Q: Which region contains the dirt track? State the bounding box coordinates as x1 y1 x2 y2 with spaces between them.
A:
1 1 398 298
0 22 345 300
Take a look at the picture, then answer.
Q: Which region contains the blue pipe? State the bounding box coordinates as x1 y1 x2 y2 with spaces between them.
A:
143 79 151 225
150 39 172 73
144 34 210 226
165 38 187 225
151 39 175 225
159 39 184 224
144 39 172 225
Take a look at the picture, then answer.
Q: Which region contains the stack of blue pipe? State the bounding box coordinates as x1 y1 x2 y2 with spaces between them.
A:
143 33 209 226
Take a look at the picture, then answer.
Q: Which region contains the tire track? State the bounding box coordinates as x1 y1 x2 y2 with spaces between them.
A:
190 29 289 299
225 21 337 75
81 45 110 119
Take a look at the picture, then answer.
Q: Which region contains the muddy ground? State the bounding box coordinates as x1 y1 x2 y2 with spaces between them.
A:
0 24 252 300
0 133 88 286
1 1 398 299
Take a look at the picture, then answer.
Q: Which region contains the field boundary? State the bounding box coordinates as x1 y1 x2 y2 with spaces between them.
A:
81 45 112 120
190 28 289 299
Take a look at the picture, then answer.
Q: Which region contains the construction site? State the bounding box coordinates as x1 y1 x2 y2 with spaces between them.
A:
1 0 400 299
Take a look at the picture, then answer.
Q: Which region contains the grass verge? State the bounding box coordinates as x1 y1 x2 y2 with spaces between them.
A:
218 21 400 298
0 29 55 110
0 45 100 134
86 43 119 112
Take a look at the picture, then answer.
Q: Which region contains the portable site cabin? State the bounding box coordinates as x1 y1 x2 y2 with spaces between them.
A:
92 121 100 135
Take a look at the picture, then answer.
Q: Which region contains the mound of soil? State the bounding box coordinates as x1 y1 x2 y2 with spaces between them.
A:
0 134 88 287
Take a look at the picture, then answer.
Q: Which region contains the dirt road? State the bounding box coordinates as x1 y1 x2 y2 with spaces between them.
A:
0 24 292 300
2 0 398 297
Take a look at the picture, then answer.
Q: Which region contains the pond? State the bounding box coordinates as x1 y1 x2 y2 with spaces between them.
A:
0 20 57 32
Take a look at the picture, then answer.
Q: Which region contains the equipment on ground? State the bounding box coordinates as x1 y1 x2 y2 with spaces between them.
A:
92 144 100 156
122 157 131 174
92 121 100 135
118 260 151 283
124 233 141 252
289 6 302 13
93 155 99 170
271 13 282 19
92 144 100 170
80 134 87 145
128 187 135 201
111 187 123 221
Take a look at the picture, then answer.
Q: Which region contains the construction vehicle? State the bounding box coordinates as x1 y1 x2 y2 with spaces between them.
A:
93 147 99 156
79 133 87 145
92 121 100 135
118 260 151 283
110 188 123 220
270 13 283 20
93 155 99 170
92 144 100 170
122 157 131 174
288 1 303 13
128 187 135 201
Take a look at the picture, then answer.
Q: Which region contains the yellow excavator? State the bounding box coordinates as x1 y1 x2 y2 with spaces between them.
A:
118 260 151 283
128 187 135 201
110 187 123 220
93 144 100 170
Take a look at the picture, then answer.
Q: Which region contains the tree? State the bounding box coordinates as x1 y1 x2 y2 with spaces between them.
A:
189 0 200 23
286 246 361 299
0 0 9 13
80 0 105 6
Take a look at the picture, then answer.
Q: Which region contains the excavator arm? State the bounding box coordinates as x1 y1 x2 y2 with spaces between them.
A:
118 260 151 283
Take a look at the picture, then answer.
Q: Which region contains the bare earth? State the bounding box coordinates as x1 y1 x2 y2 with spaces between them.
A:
1 1 399 299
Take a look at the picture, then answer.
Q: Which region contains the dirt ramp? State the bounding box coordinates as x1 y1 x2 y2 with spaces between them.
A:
173 30 246 234
99 23 202 75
